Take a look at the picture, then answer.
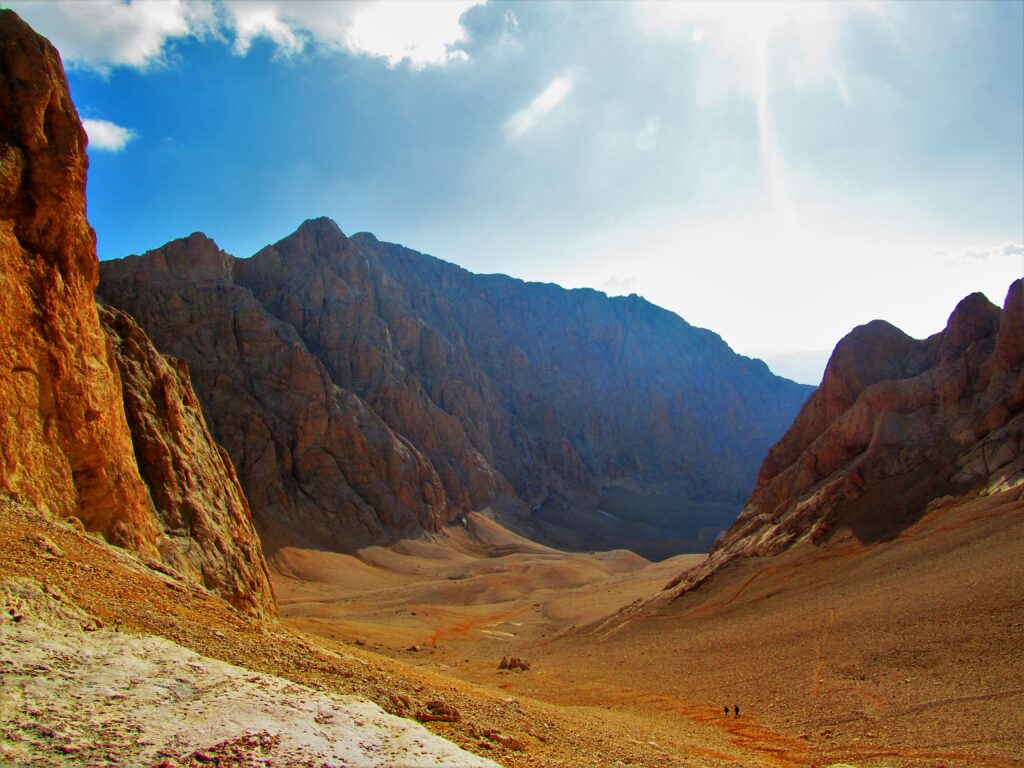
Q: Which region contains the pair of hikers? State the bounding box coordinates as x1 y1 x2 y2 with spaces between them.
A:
723 704 740 719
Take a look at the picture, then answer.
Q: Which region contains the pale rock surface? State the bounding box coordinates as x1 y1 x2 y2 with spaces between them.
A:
0 579 499 768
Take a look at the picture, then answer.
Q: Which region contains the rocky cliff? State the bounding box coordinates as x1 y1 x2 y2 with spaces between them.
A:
101 218 812 558
99 232 450 554
0 10 274 617
100 305 275 616
663 280 1024 594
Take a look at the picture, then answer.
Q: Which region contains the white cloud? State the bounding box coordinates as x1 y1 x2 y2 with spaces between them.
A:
343 1 479 67
504 74 574 141
955 242 1024 262
82 118 138 152
222 0 482 67
6 0 483 71
5 0 213 73
599 275 636 295
633 116 660 152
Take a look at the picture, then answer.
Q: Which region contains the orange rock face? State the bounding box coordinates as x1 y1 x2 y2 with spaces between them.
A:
0 10 158 555
0 10 274 617
100 305 276 617
667 281 1024 594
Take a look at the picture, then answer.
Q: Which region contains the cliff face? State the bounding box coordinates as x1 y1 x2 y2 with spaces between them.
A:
101 218 813 558
100 305 275 616
0 8 157 555
0 10 274 617
665 280 1024 594
98 232 451 554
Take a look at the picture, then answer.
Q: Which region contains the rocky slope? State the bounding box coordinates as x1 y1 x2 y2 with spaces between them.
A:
99 305 275 616
0 10 273 617
99 232 452 555
100 219 813 558
661 280 1024 595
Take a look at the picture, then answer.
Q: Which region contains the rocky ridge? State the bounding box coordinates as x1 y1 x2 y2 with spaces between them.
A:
661 280 1024 596
0 10 273 617
99 305 275 616
100 219 813 558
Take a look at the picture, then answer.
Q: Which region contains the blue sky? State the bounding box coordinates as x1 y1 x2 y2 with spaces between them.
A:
9 0 1023 383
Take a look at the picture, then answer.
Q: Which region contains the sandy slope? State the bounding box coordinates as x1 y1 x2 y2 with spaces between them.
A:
278 492 1024 768
0 498 744 767
4 490 1021 767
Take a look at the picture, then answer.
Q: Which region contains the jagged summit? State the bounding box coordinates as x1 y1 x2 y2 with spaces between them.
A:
101 217 813 559
655 278 1023 598
104 232 233 287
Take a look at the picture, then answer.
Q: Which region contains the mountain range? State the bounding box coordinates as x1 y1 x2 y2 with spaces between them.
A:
98 219 812 560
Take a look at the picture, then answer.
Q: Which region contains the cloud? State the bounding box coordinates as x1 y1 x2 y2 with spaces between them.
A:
955 242 1024 262
5 0 212 73
217 0 484 67
633 116 661 152
82 118 138 152
504 74 574 141
599 275 636 295
6 0 483 71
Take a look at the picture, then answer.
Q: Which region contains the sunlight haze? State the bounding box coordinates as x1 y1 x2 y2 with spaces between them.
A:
8 0 1023 384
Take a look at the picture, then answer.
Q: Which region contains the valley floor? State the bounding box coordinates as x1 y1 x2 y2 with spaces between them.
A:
2 488 1022 767
275 491 1024 768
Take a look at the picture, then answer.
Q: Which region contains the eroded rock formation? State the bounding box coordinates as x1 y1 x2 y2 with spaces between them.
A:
99 232 451 554
101 218 813 558
0 8 157 555
0 10 274 617
664 280 1024 594
100 305 275 616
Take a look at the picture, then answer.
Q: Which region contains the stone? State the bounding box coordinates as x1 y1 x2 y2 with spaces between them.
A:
100 305 276 618
100 218 813 558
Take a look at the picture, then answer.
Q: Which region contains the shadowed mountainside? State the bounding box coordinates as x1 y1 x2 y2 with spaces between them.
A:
100 218 813 559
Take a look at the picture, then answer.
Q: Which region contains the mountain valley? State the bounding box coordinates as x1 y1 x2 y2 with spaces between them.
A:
0 8 1021 768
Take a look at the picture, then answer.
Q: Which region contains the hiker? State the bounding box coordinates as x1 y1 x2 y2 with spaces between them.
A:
723 704 729 716
734 704 740 719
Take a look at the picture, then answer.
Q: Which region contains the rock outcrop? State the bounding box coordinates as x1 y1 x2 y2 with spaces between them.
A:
0 10 274 617
100 305 275 616
0 8 157 556
101 218 813 558
664 280 1024 594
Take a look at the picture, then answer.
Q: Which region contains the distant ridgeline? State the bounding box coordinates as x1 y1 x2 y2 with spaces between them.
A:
99 218 813 559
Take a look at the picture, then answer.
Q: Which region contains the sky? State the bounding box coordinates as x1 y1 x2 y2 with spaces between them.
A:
7 0 1023 384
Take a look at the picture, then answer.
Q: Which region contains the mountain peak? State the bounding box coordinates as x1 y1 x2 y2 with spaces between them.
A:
297 216 345 237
